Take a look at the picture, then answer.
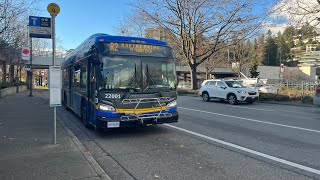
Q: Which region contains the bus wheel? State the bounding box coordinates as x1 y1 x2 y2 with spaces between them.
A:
81 105 90 128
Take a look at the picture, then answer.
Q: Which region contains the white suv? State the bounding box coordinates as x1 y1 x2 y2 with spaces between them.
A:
199 79 259 105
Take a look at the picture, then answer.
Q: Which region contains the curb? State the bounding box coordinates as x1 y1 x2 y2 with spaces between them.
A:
178 94 199 97
58 117 112 180
258 101 316 108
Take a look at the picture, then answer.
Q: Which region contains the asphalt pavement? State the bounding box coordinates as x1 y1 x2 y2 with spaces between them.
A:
0 90 110 180
56 94 320 180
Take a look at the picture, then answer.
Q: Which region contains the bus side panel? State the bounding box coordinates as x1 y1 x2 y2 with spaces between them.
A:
89 101 97 125
72 91 82 116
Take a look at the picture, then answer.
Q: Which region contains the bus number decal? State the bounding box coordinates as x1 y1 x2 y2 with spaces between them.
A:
105 94 121 99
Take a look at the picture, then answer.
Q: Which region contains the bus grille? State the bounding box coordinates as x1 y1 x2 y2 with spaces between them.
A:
119 97 173 123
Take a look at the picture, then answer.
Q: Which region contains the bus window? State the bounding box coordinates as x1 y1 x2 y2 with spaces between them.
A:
63 68 69 87
80 64 87 92
74 65 80 89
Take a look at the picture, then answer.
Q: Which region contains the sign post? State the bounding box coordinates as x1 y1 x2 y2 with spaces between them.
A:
48 3 60 145
28 39 33 97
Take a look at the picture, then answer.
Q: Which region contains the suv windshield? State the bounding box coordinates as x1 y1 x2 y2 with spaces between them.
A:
225 81 245 88
99 55 176 92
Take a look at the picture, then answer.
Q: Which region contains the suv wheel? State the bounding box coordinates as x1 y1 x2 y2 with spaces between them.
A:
228 94 238 105
202 92 210 102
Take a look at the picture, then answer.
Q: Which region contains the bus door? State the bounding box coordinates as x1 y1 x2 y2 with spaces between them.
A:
88 62 97 124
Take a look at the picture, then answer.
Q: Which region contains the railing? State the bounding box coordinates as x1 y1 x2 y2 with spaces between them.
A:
269 81 319 97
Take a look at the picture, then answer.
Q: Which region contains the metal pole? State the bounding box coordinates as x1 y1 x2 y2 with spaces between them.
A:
52 15 56 66
29 38 33 97
52 15 57 145
54 106 56 144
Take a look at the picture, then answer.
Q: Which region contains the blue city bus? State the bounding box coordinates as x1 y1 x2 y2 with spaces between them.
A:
62 34 178 131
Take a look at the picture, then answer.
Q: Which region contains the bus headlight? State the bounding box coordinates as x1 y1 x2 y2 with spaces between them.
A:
99 104 115 112
167 100 177 108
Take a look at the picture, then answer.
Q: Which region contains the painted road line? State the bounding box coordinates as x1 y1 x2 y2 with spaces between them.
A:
226 105 316 121
226 105 275 112
179 107 320 133
164 124 320 176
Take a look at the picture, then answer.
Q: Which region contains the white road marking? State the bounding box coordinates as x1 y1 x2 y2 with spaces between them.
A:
226 105 275 112
179 107 320 133
226 105 316 121
164 124 320 176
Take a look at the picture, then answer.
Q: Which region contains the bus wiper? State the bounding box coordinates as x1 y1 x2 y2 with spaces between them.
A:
143 85 172 92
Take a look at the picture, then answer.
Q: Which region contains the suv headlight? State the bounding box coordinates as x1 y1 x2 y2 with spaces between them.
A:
167 100 177 108
99 104 115 112
237 90 246 94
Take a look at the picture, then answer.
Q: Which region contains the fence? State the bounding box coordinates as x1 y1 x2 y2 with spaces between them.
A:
270 81 318 98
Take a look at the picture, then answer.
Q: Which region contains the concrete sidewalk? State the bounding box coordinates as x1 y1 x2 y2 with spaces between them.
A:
0 90 109 180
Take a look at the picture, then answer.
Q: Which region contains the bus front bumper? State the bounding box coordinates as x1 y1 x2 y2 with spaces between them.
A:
96 111 179 130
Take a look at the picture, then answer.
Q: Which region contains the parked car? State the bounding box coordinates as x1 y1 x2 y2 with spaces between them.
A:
199 79 259 105
248 83 277 94
314 85 320 106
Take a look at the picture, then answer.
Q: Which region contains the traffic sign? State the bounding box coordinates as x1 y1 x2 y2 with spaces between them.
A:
29 16 52 38
280 63 285 73
21 47 30 61
25 65 31 71
47 3 60 16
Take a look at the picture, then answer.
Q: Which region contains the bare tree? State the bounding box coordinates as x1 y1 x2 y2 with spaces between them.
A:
114 10 151 37
129 0 270 90
273 0 320 26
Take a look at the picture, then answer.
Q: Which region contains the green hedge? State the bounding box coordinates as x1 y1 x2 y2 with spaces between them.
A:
301 96 314 104
0 81 27 89
177 89 199 95
259 93 290 101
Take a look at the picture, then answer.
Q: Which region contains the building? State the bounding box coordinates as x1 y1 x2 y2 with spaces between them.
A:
257 65 319 83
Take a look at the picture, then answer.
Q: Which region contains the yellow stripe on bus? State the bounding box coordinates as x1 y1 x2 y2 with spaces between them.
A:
116 106 167 114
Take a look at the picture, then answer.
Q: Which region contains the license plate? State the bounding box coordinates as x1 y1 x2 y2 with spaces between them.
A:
107 122 120 128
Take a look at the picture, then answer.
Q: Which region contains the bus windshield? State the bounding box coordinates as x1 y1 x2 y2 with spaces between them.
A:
99 55 176 92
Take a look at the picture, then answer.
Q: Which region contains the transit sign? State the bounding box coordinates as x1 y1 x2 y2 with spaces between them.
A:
29 16 52 38
47 3 60 16
25 65 31 71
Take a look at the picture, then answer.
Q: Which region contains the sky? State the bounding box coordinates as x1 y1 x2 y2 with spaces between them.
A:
35 0 132 50
32 0 286 50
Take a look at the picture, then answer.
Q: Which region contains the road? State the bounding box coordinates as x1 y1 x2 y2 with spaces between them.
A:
58 95 320 180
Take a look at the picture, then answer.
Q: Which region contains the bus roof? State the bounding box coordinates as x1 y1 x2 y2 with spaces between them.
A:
62 34 169 67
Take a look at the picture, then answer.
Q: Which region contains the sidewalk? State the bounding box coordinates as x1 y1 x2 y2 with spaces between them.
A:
0 90 108 180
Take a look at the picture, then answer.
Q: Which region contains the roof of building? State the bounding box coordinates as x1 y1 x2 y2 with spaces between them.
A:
176 66 236 75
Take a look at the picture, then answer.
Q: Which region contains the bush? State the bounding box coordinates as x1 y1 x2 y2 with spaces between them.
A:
301 96 314 104
177 89 199 95
0 81 27 89
259 93 290 101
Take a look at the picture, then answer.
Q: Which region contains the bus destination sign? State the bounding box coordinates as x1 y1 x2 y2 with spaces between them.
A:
110 42 160 53
106 42 170 57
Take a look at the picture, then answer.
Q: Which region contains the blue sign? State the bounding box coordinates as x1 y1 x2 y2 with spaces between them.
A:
29 16 52 38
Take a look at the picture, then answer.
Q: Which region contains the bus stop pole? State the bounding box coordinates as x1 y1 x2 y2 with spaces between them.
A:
52 15 56 145
28 38 33 97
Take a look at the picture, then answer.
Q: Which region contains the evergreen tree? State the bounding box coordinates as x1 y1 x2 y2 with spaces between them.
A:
249 64 259 78
264 30 278 66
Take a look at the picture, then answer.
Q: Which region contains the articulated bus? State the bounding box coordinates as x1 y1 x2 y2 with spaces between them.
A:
62 34 178 131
